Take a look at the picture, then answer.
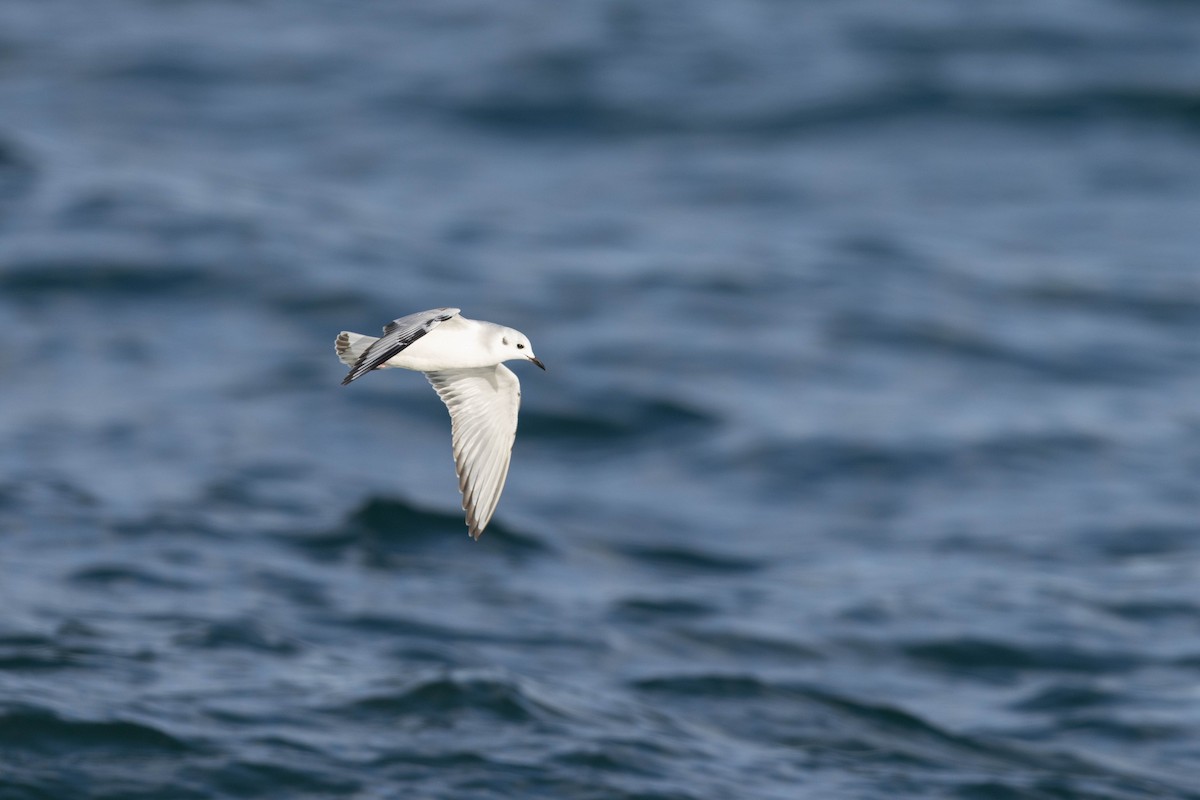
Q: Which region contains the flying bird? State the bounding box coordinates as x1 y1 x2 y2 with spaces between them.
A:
336 308 544 540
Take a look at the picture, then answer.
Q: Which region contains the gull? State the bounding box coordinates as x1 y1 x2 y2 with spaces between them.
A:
335 308 545 540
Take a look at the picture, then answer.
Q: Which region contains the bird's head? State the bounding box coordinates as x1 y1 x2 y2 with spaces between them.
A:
497 328 545 370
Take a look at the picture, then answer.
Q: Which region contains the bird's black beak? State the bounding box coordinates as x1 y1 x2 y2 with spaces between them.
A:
528 356 546 370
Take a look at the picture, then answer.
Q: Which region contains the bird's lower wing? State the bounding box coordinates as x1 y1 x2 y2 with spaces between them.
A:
340 307 461 385
425 365 521 540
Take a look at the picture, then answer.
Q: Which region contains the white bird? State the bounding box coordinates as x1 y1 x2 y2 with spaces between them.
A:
335 308 545 540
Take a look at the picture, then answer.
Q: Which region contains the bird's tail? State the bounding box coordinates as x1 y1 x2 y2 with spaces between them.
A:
335 331 378 367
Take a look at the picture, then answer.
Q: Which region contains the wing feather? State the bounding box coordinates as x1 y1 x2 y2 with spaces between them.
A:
340 308 460 385
425 365 521 539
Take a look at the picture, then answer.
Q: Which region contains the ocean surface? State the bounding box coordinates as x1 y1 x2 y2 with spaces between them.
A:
1 2 1199 798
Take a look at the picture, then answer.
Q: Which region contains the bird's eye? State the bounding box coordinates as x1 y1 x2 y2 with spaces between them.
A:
517 343 525 349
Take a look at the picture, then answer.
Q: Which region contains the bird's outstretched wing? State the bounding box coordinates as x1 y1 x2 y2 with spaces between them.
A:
425 365 521 540
340 308 460 385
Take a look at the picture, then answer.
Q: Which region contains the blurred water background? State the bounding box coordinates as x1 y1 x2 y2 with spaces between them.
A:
1 1 1199 798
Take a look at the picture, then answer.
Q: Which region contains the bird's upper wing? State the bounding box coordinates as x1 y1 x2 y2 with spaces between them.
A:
425 365 521 540
341 308 461 385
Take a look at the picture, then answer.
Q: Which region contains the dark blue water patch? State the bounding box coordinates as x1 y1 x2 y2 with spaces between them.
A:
249 569 329 610
0 133 31 174
1025 87 1200 132
670 629 823 663
0 772 206 800
849 20 1106 59
630 673 772 699
0 706 192 754
201 758 363 799
0 479 96 515
69 563 196 592
729 436 947 491
828 313 1169 385
0 709 206 799
548 742 665 779
963 432 1112 473
730 430 1111 496
917 85 1200 134
4 621 154 676
630 673 996 760
521 395 717 446
170 617 300 655
54 185 247 237
952 778 1183 800
1011 684 1121 713
0 633 98 671
366 749 499 771
1100 598 1200 622
1086 523 1200 559
327 671 570 729
610 543 763 575
330 613 482 643
1016 281 1200 329
1169 655 1200 679
631 674 1191 799
426 52 649 139
0 258 218 298
434 61 1200 142
610 597 719 622
333 613 599 657
97 48 253 88
828 232 942 277
782 86 1200 137
288 495 547 563
622 267 808 298
901 637 1144 679
199 470 316 515
363 752 699 800
1023 716 1187 746
351 495 516 540
110 510 225 539
0 133 36 214
268 287 376 317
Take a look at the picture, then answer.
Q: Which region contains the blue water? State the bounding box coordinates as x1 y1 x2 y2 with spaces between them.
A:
1 2 1199 798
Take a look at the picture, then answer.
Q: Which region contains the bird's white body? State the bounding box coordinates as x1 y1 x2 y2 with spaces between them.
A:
340 316 507 372
335 308 543 540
